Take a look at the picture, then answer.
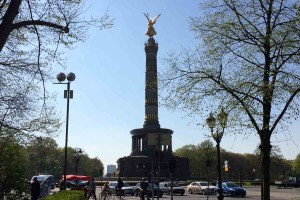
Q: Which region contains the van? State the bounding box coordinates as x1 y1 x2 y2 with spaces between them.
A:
31 175 55 197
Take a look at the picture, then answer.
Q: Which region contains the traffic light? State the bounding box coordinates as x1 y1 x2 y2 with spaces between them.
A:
168 158 177 173
224 158 229 172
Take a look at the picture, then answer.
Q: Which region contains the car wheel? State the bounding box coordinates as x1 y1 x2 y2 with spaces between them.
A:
181 192 184 196
202 189 206 195
228 192 232 197
188 189 192 194
241 194 246 197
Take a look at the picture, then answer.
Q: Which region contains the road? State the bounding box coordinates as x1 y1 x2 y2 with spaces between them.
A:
51 186 300 199
89 186 300 200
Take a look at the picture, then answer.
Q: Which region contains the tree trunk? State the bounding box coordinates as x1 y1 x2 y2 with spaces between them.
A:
259 139 272 200
0 0 22 52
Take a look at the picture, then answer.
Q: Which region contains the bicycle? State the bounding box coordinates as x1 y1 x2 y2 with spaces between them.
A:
99 190 112 200
114 188 125 199
138 189 150 200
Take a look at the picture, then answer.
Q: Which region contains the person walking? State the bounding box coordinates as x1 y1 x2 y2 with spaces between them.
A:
140 177 149 200
31 177 40 200
86 177 97 199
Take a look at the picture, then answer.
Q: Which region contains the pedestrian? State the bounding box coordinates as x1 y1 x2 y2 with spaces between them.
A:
86 177 97 199
31 177 40 200
140 177 149 200
59 179 65 191
116 177 124 197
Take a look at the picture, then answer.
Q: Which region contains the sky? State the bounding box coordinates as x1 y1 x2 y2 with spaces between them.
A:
49 0 300 172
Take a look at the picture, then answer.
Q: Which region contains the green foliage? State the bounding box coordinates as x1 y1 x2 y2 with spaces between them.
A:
0 135 104 198
293 153 300 176
174 140 290 181
174 140 216 178
43 190 85 200
24 137 104 180
0 137 27 199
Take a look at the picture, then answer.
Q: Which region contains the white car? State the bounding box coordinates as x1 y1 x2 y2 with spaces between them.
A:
108 181 135 196
159 182 185 195
187 181 216 195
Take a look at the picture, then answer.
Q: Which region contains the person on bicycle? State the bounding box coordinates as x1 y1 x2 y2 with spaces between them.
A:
101 181 112 200
140 177 149 200
116 177 124 196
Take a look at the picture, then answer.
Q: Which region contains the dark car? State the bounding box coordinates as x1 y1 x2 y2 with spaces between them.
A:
134 182 163 197
215 182 246 197
159 181 185 195
65 181 76 188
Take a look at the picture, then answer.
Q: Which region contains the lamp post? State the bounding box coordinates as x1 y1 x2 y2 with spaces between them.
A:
206 108 228 200
55 72 76 190
73 148 82 175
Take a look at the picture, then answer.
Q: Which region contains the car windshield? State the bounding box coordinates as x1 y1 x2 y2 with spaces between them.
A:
123 182 131 187
171 182 179 187
34 176 49 182
225 182 239 187
148 183 158 188
109 182 117 187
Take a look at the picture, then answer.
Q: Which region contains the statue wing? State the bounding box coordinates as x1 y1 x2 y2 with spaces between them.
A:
143 12 150 22
152 14 161 24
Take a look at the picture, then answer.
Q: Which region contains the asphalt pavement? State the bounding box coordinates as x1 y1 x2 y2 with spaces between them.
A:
51 186 300 200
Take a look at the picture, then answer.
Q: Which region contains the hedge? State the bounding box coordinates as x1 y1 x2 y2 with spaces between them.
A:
42 190 85 200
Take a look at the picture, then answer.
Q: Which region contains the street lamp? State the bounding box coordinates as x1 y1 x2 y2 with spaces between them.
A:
206 108 228 200
55 72 76 190
73 148 82 175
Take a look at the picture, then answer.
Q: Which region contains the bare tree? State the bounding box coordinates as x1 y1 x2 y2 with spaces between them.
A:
160 1 300 199
0 1 113 141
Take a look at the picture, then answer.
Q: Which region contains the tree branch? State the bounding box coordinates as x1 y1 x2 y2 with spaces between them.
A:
12 20 69 33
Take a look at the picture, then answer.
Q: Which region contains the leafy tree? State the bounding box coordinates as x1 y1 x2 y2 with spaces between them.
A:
175 140 216 178
0 137 27 198
293 153 300 176
175 144 199 177
160 1 300 199
0 1 112 193
0 0 114 145
25 137 60 177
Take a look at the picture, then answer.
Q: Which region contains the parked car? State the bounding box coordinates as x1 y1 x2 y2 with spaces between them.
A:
31 175 55 197
215 182 246 197
159 181 185 195
275 177 300 188
134 182 163 197
108 181 135 196
31 175 55 189
187 181 216 195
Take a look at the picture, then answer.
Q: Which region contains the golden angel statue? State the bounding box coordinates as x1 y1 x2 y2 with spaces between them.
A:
144 13 161 38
